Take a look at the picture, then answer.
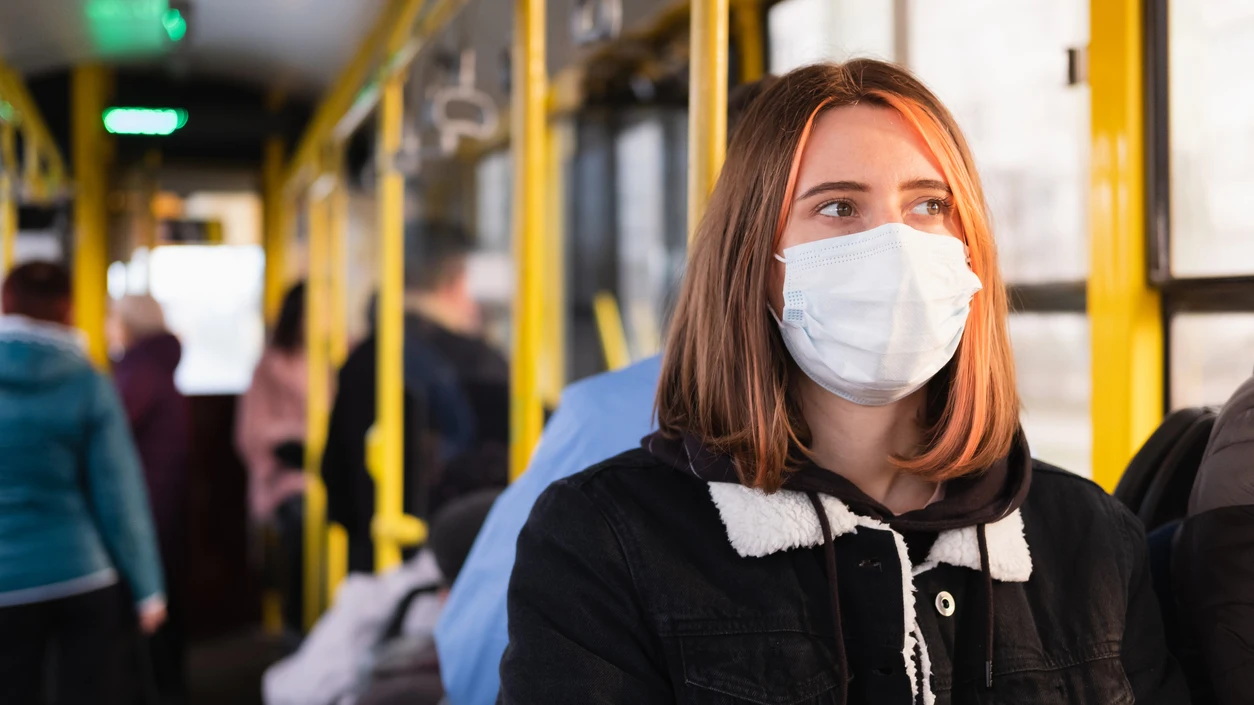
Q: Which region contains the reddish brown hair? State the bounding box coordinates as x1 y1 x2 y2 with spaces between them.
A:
656 60 1019 492
2 261 72 324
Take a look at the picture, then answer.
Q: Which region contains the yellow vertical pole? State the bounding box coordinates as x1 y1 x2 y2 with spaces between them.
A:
509 0 548 480
72 65 110 366
731 0 765 84
325 144 350 596
1089 0 1161 491
303 182 331 629
263 137 289 323
372 19 411 573
328 147 350 367
688 0 729 240
1 122 16 273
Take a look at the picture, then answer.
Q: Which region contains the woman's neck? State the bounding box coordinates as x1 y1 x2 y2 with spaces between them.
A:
798 380 936 515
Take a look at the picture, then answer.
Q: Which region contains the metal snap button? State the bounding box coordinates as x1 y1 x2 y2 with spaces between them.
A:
935 591 956 617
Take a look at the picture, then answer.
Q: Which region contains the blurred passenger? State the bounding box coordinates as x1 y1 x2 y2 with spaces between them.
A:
109 294 190 703
237 281 311 636
356 489 502 705
1174 368 1254 705
435 74 778 705
498 60 1186 704
237 282 310 521
0 262 166 705
324 221 508 574
263 489 501 705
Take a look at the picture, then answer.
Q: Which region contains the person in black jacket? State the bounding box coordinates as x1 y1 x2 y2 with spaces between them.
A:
499 60 1187 704
1173 369 1254 705
323 221 509 574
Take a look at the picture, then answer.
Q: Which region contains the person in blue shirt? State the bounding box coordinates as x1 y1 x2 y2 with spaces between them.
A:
434 354 661 704
0 262 166 705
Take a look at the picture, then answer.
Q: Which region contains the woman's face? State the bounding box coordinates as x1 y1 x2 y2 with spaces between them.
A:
769 104 961 314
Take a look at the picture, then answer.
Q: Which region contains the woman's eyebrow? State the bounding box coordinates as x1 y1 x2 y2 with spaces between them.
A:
900 178 951 193
796 180 869 202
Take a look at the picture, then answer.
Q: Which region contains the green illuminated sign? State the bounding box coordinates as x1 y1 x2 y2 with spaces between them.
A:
162 9 187 42
102 107 189 136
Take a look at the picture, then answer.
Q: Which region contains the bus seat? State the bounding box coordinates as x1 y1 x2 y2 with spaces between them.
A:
1136 409 1216 531
1114 407 1217 530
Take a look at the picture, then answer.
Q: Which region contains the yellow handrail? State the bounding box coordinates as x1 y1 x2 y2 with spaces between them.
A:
370 0 426 574
1 122 16 274
328 146 350 368
731 0 765 84
326 522 349 603
262 137 290 322
0 61 67 195
592 292 631 372
283 0 401 192
687 0 729 240
1089 0 1162 491
509 0 549 481
71 65 110 368
303 182 332 629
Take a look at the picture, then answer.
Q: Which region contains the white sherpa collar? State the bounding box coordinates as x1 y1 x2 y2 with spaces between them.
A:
707 483 1033 583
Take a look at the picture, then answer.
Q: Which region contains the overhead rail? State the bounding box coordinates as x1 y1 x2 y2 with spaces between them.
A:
283 0 469 194
0 61 67 199
0 60 69 274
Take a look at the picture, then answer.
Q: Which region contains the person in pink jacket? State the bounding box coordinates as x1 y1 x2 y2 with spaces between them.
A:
237 282 311 635
238 283 309 521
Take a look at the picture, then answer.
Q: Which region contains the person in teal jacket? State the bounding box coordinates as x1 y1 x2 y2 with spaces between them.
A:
0 262 166 705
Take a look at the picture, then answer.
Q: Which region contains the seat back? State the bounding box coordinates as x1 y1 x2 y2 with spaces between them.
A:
1114 407 1217 531
1138 411 1216 530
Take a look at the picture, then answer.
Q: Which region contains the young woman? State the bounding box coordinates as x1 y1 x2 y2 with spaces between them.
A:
499 60 1187 704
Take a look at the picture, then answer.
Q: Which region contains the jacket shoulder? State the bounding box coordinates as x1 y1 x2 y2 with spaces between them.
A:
1028 461 1132 518
559 448 695 495
1023 461 1142 568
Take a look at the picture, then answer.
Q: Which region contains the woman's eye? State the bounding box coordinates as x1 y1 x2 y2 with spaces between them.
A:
819 201 855 218
911 198 949 217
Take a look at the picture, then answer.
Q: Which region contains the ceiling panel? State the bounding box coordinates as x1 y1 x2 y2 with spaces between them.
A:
0 0 388 96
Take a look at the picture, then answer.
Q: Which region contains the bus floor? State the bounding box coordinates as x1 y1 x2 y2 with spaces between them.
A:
186 630 286 705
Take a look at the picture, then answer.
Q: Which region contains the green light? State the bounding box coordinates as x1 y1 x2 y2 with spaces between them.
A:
102 107 189 136
162 9 187 42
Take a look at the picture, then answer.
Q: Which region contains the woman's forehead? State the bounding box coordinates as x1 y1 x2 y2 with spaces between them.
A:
797 103 948 187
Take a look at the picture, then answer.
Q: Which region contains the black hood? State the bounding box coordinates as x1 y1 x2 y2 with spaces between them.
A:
642 429 1033 533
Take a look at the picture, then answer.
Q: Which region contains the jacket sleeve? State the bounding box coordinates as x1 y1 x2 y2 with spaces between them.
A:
323 359 368 535
84 371 166 606
1117 504 1190 704
498 479 672 704
1174 504 1254 705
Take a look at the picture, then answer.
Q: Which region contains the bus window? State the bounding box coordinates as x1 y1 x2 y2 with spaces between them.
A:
908 0 1089 284
149 244 266 395
767 0 895 72
1010 313 1092 477
1168 0 1254 277
1171 314 1254 409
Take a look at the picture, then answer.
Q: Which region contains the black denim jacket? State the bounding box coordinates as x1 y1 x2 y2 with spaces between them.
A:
499 445 1189 704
